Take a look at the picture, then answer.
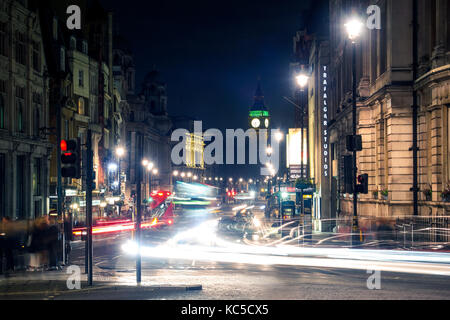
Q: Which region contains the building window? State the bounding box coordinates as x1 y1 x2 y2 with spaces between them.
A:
78 97 85 115
128 72 133 91
33 93 41 137
15 87 25 133
379 1 387 75
53 17 58 40
447 106 450 182
16 155 25 219
79 70 84 87
82 41 88 54
371 29 378 84
0 81 5 129
0 95 4 129
33 106 40 137
430 0 437 52
0 154 5 218
33 158 41 196
90 74 98 94
70 36 76 50
17 101 24 132
60 47 65 72
15 32 27 65
64 119 69 139
32 41 41 72
0 22 7 57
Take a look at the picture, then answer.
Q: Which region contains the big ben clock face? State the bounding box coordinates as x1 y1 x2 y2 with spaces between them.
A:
251 118 261 128
265 119 270 128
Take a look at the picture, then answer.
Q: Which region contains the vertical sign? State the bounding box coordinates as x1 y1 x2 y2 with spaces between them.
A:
322 66 329 178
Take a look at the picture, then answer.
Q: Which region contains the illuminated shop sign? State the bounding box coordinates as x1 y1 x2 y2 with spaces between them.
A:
322 65 329 178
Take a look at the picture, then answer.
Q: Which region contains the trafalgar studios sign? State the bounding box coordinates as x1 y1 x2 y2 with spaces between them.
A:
322 65 329 178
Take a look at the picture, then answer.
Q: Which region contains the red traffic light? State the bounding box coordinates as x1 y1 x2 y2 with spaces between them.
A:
61 140 77 152
61 140 67 152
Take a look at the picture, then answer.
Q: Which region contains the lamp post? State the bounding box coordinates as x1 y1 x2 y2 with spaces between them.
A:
345 14 364 233
296 72 309 182
146 162 154 198
116 147 125 216
274 130 284 193
266 162 273 198
172 170 179 192
266 146 273 194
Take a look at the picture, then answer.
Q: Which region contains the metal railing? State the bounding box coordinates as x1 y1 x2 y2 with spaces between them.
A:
262 215 450 248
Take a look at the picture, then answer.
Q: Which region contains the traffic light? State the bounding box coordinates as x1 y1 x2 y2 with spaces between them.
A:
343 155 353 194
357 174 369 194
346 135 363 152
61 139 81 179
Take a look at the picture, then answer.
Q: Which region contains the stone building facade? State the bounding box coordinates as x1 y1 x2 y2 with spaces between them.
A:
0 0 51 220
325 0 450 219
121 69 173 203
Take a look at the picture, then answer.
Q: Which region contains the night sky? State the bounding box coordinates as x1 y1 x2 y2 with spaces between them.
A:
99 0 327 178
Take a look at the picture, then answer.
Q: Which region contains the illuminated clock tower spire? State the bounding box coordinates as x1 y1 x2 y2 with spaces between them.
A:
248 79 270 131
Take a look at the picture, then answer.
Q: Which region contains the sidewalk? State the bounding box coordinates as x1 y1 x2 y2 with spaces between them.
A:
0 267 202 299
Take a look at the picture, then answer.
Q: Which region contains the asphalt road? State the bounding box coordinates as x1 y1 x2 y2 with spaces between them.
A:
59 203 450 300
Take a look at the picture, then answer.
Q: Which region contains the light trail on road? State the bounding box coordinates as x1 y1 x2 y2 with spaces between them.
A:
121 219 450 277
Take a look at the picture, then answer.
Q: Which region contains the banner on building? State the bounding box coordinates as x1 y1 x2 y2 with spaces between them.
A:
286 128 308 179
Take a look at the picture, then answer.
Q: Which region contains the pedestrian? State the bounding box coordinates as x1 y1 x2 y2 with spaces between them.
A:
27 217 49 271
63 213 73 265
46 215 60 270
0 217 15 276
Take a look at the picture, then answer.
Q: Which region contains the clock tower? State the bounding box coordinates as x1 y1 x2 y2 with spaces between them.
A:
248 80 270 132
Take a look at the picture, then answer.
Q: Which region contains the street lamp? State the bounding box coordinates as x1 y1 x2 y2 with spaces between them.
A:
295 74 309 89
108 163 118 172
344 16 364 43
116 147 125 158
275 131 284 142
345 13 364 233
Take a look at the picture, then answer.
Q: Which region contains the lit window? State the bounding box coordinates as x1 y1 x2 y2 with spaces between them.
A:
78 98 85 115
